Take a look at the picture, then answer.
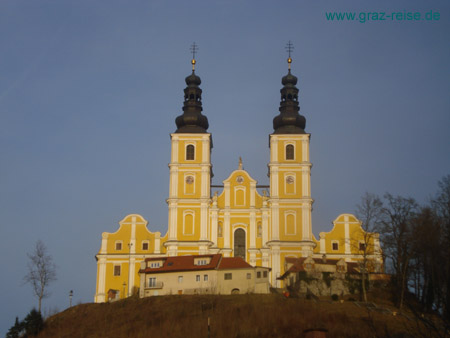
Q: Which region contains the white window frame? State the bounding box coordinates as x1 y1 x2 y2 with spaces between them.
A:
285 143 295 160
115 241 123 251
142 241 149 251
284 173 296 195
183 210 195 236
234 186 246 207
284 210 297 236
183 173 196 195
332 240 339 251
185 143 195 161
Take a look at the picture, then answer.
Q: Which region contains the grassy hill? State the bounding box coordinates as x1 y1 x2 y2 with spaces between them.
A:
37 292 433 337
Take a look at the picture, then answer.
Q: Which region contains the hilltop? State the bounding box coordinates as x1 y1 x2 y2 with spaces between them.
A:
36 292 435 338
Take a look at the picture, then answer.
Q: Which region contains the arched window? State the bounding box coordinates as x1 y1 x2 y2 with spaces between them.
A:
286 144 294 160
257 223 262 238
186 144 195 160
234 228 246 260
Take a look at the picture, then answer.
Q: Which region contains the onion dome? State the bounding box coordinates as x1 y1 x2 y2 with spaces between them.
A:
273 56 306 134
175 57 209 133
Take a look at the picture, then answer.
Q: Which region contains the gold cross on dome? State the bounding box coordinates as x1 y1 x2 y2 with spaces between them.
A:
190 42 199 71
285 41 294 70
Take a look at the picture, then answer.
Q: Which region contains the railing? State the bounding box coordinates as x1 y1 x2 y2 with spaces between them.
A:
146 281 164 289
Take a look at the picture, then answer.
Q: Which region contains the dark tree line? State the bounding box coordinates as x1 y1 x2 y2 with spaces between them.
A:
6 309 43 338
357 175 450 322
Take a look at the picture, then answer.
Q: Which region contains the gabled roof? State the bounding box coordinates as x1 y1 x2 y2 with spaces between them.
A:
140 254 262 274
218 257 253 270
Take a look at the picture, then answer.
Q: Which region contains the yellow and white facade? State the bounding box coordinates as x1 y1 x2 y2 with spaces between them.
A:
94 57 383 302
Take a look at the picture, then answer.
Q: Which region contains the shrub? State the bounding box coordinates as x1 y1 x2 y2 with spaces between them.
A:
23 308 44 336
6 317 23 338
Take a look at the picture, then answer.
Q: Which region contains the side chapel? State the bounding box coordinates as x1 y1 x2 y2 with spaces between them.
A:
94 47 383 302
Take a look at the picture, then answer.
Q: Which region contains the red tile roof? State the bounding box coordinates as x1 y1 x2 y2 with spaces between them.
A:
141 254 222 274
218 257 252 270
140 254 264 274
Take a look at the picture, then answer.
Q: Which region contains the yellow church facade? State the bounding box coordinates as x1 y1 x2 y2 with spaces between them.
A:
94 56 383 303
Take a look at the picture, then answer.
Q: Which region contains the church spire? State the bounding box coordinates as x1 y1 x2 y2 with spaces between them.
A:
175 43 209 133
272 41 306 134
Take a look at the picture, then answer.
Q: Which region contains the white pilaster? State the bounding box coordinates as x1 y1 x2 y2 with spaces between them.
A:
271 201 279 240
154 232 161 254
224 211 230 248
271 247 281 287
168 202 177 240
250 182 256 207
128 257 135 296
225 182 230 207
344 215 351 254
211 206 218 245
250 211 256 248
302 167 308 197
262 208 269 244
302 204 312 241
319 233 326 254
96 257 107 302
200 202 208 240
302 137 309 162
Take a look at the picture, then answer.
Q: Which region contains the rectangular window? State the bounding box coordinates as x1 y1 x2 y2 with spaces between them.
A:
150 262 160 268
142 242 149 250
263 271 268 278
115 242 122 250
246 273 251 280
224 273 232 280
114 265 121 276
257 271 261 278
178 276 183 283
149 277 156 287
196 275 200 282
359 242 366 251
204 274 208 282
332 242 339 251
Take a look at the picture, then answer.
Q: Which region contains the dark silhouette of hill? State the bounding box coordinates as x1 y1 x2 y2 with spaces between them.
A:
37 293 435 337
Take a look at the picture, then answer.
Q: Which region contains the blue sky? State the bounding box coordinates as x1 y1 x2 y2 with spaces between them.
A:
0 0 449 334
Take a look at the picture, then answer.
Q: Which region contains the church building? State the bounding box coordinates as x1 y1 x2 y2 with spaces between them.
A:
94 49 383 303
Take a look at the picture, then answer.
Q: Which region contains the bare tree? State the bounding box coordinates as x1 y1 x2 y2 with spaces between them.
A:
355 192 383 302
380 193 418 309
24 240 57 313
432 175 450 321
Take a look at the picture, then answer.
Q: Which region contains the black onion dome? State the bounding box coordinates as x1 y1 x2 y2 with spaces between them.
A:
185 71 201 86
273 69 306 134
281 71 298 86
175 70 209 133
